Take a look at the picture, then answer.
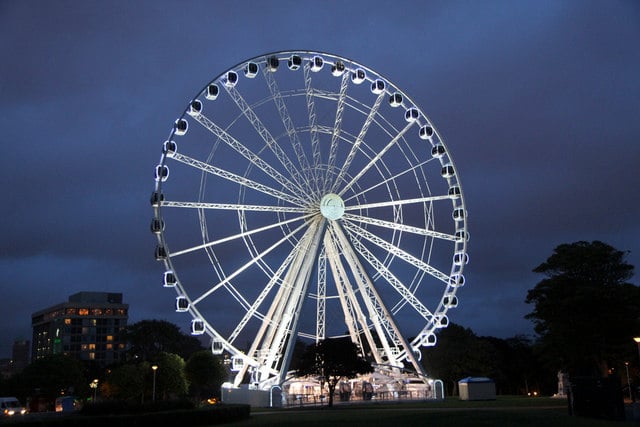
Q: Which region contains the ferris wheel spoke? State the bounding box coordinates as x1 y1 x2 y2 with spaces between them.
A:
223 85 312 194
343 224 436 321
228 246 299 345
191 112 309 201
191 220 309 306
342 158 435 204
224 282 255 317
161 200 310 214
341 220 450 284
261 66 316 194
170 151 306 207
169 213 312 258
323 71 350 192
331 91 385 193
343 212 458 242
344 194 453 212
338 121 414 197
303 63 323 191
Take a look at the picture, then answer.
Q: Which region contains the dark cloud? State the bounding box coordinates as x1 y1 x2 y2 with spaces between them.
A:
1 0 639 358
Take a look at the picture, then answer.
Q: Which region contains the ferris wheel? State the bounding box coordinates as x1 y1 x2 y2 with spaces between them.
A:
151 51 468 390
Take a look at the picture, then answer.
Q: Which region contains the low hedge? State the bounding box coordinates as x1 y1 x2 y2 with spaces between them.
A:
79 398 196 415
0 403 250 427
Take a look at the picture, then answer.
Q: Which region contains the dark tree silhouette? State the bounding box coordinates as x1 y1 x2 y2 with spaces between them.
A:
101 362 147 401
422 323 496 396
125 319 204 361
16 354 87 402
526 241 638 377
295 337 372 407
185 350 227 401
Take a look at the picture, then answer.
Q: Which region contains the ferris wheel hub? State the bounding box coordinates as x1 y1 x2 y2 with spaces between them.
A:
319 193 345 221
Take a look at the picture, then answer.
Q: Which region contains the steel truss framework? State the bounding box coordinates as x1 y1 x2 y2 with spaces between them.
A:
151 51 469 391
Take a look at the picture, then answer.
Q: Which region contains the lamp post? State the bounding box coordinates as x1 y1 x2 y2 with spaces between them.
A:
152 365 158 402
90 379 99 401
626 362 633 401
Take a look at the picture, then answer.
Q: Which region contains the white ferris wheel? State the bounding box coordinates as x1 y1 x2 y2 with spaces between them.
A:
151 51 468 391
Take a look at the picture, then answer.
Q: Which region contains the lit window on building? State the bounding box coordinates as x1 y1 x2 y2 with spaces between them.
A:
78 308 89 316
64 318 71 325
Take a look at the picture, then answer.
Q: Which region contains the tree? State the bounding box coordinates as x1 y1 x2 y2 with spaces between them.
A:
422 323 496 396
525 241 638 377
285 339 309 373
16 354 87 401
295 337 373 407
185 350 228 401
481 335 555 395
125 320 205 361
153 352 189 399
101 362 148 401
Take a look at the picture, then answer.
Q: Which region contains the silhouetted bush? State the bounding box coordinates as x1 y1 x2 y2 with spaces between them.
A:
3 403 250 427
79 398 195 415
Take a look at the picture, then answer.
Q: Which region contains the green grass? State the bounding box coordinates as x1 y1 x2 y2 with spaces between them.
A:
226 396 638 426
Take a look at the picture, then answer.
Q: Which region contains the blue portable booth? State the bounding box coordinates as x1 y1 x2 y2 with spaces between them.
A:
458 377 496 400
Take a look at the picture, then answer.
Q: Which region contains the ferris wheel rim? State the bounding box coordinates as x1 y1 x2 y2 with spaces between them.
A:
151 50 468 385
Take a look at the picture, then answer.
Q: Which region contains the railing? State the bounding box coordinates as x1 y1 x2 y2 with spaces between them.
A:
284 388 436 407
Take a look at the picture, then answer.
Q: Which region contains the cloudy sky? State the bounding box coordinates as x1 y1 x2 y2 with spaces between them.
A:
1 0 639 359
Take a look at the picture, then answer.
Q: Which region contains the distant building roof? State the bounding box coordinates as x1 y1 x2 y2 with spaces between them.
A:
68 292 123 304
458 377 494 383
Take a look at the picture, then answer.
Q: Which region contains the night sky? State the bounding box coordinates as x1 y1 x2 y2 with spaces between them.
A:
1 0 639 359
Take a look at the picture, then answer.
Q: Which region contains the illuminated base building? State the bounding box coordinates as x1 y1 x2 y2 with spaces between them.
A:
31 292 128 366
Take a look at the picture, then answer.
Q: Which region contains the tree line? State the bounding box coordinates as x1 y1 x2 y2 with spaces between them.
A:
0 240 637 404
424 240 640 396
0 320 228 410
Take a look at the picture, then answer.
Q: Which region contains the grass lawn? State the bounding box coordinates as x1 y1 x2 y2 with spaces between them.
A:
226 396 638 426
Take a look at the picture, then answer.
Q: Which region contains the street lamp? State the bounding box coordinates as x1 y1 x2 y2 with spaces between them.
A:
152 365 158 402
90 379 99 401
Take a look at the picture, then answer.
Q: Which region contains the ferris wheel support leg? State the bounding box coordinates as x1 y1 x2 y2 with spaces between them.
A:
231 244 306 387
323 232 382 364
273 219 326 386
330 223 398 366
233 218 326 390
331 222 428 378
315 247 327 342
